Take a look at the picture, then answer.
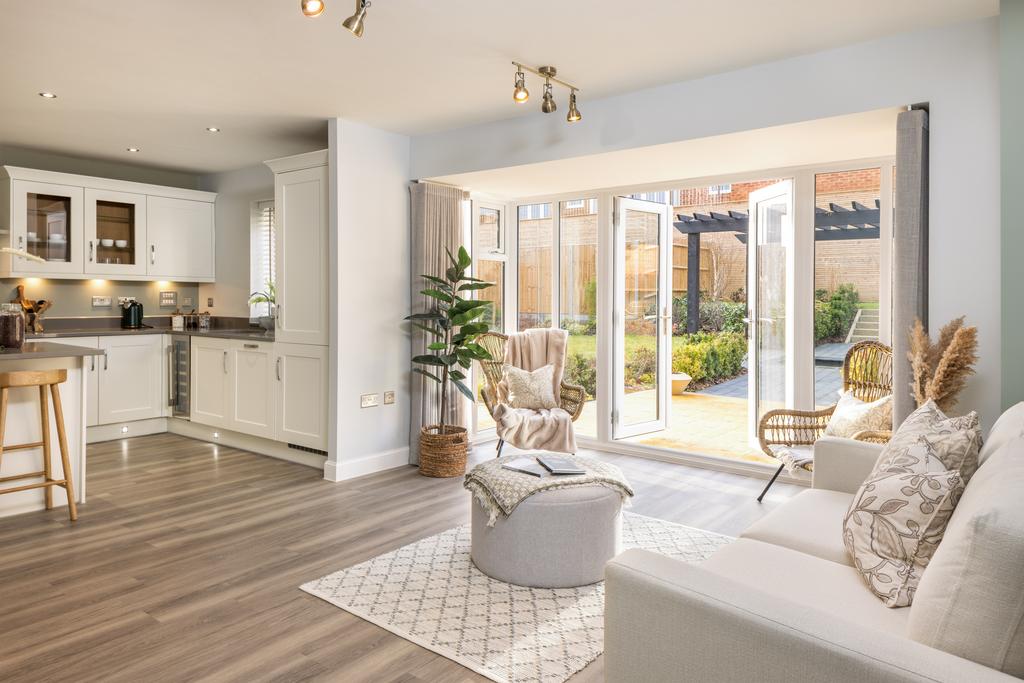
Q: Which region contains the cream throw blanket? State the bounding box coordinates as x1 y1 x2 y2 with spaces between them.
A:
465 454 634 526
491 328 577 454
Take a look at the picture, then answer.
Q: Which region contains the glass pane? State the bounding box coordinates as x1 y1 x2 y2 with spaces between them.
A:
560 199 598 437
27 193 71 263
517 203 552 330
813 168 882 407
755 198 789 422
477 207 501 254
95 200 136 266
622 207 661 427
475 259 504 432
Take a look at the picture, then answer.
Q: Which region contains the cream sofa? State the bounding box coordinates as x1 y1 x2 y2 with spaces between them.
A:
605 404 1024 682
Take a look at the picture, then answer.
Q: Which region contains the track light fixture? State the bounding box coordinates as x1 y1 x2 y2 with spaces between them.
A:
510 63 581 124
300 0 325 17
342 0 370 37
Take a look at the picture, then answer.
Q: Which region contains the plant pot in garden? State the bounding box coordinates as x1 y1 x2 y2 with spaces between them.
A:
419 425 469 478
671 372 692 395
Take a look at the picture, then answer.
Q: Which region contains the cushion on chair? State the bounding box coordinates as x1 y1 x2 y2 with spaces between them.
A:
824 391 893 438
742 489 854 566
907 436 1024 677
768 445 814 476
702 538 910 636
503 363 559 409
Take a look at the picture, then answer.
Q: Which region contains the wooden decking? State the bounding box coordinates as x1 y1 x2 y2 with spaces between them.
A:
0 433 800 682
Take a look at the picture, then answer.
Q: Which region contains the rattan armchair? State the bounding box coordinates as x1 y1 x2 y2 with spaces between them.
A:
477 331 586 456
756 340 893 501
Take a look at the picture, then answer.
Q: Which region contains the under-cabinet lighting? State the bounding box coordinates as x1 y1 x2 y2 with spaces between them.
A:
38 92 57 99
25 278 42 285
91 279 107 285
156 281 170 287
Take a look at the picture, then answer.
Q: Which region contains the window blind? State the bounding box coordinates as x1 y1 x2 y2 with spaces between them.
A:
250 200 276 318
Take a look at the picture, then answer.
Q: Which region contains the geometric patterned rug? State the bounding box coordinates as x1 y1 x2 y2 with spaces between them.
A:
300 513 732 683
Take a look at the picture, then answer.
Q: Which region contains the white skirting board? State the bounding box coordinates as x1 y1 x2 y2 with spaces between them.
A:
88 418 169 444
323 446 410 482
166 419 327 470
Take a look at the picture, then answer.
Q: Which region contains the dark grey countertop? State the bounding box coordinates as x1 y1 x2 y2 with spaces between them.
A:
0 341 107 361
28 328 275 342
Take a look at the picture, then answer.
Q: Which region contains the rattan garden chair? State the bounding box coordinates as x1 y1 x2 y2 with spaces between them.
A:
477 331 586 457
756 340 893 502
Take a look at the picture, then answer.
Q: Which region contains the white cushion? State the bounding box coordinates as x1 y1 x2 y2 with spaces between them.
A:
907 436 1024 677
502 363 558 409
702 538 909 636
742 489 854 566
824 390 893 438
979 401 1024 465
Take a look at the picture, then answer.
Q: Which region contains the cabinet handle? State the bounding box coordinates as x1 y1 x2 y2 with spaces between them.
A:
18 236 24 250
150 244 156 264
103 352 108 371
89 240 94 262
90 355 95 372
167 346 176 405
244 343 258 349
276 357 282 381
275 305 281 328
223 350 228 374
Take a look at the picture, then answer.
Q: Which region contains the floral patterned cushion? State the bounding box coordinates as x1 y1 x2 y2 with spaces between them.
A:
824 391 893 438
843 400 980 607
503 364 559 410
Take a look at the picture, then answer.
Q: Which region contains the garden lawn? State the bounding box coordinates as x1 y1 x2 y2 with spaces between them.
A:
567 333 691 358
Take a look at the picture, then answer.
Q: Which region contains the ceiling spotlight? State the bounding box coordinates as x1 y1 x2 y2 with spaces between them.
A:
342 0 369 37
300 0 325 16
541 81 556 114
567 90 582 123
512 66 529 104
38 92 57 99
126 147 140 153
206 126 221 133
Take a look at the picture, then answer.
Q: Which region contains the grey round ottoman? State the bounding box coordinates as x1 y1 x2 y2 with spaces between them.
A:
470 485 623 588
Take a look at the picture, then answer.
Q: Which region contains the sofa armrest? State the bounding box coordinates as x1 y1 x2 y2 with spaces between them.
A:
811 436 884 493
605 549 1014 683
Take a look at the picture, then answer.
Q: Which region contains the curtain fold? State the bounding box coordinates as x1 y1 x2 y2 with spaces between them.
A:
893 107 930 426
409 181 470 464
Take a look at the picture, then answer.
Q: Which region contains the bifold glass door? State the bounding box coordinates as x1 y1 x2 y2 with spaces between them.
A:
746 180 795 441
612 196 671 439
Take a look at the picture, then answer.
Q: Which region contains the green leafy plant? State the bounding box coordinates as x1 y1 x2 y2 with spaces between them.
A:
248 281 276 307
405 246 494 433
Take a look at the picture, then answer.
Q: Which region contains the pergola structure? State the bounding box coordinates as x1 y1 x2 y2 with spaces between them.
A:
673 199 881 333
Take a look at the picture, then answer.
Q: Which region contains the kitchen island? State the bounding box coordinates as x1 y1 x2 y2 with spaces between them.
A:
0 342 104 519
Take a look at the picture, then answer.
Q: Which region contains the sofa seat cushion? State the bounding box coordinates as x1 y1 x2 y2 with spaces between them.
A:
742 489 854 566
703 538 909 636
978 401 1024 465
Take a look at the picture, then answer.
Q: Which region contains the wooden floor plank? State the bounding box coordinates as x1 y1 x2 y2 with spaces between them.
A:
0 433 800 682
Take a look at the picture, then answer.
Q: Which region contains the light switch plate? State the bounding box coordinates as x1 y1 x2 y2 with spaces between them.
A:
207 297 214 307
159 291 177 307
383 391 395 405
360 393 379 408
92 296 112 308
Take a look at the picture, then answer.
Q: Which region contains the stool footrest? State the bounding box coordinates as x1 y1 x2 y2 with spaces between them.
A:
0 470 46 484
0 478 69 496
0 441 45 453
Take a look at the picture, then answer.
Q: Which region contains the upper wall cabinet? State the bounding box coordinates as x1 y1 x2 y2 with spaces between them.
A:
0 166 216 282
265 151 329 346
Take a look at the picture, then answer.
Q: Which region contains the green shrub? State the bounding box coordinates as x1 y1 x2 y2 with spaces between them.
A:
814 284 860 342
672 295 745 334
565 352 597 399
625 345 657 388
672 331 746 384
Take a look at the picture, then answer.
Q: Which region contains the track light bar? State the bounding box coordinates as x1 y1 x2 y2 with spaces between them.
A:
511 63 582 123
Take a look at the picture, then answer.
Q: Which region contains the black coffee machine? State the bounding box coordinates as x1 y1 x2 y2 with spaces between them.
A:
121 300 144 329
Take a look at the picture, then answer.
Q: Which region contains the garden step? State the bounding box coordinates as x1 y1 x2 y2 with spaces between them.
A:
850 334 880 342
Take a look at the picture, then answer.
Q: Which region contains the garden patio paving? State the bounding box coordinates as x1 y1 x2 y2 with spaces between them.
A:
699 362 844 407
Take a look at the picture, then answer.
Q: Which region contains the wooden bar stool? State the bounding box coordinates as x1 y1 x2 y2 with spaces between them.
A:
0 369 77 521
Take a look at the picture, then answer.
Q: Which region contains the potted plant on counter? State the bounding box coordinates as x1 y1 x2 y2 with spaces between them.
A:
249 281 276 331
405 246 493 477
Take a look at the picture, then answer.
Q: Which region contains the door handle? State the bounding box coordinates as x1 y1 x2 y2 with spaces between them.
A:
276 357 282 381
167 346 175 405
150 244 156 264
89 240 94 262
223 350 228 374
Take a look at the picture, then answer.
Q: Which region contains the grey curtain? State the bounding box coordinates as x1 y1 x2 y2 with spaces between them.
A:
408 181 469 464
893 107 930 425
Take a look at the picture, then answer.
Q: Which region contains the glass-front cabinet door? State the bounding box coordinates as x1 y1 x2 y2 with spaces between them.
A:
84 189 147 276
10 180 84 274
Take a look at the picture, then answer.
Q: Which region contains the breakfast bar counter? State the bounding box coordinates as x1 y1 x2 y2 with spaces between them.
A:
0 343 104 519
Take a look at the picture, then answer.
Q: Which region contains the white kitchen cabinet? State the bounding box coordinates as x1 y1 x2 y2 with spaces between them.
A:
97 335 165 424
190 336 233 429
84 188 147 277
147 196 215 282
230 340 275 439
266 152 329 345
274 342 328 450
4 179 85 276
56 336 100 427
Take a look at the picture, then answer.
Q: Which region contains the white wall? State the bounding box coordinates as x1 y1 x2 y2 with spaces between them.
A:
325 119 412 481
411 17 1002 428
199 164 275 318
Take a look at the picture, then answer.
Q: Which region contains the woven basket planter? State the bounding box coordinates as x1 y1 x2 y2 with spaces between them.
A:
419 425 469 478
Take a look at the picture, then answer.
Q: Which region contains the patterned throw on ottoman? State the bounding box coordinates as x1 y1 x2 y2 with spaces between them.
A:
465 454 634 588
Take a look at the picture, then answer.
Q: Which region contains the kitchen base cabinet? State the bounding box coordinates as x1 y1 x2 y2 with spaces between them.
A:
97 335 166 424
274 342 328 450
190 337 233 429
231 340 275 439
54 336 100 427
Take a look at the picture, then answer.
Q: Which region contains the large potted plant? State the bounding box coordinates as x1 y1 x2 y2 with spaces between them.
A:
406 246 493 477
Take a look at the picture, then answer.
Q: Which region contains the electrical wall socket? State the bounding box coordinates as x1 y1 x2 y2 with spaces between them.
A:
117 296 137 306
92 296 112 308
360 393 379 408
383 391 395 405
